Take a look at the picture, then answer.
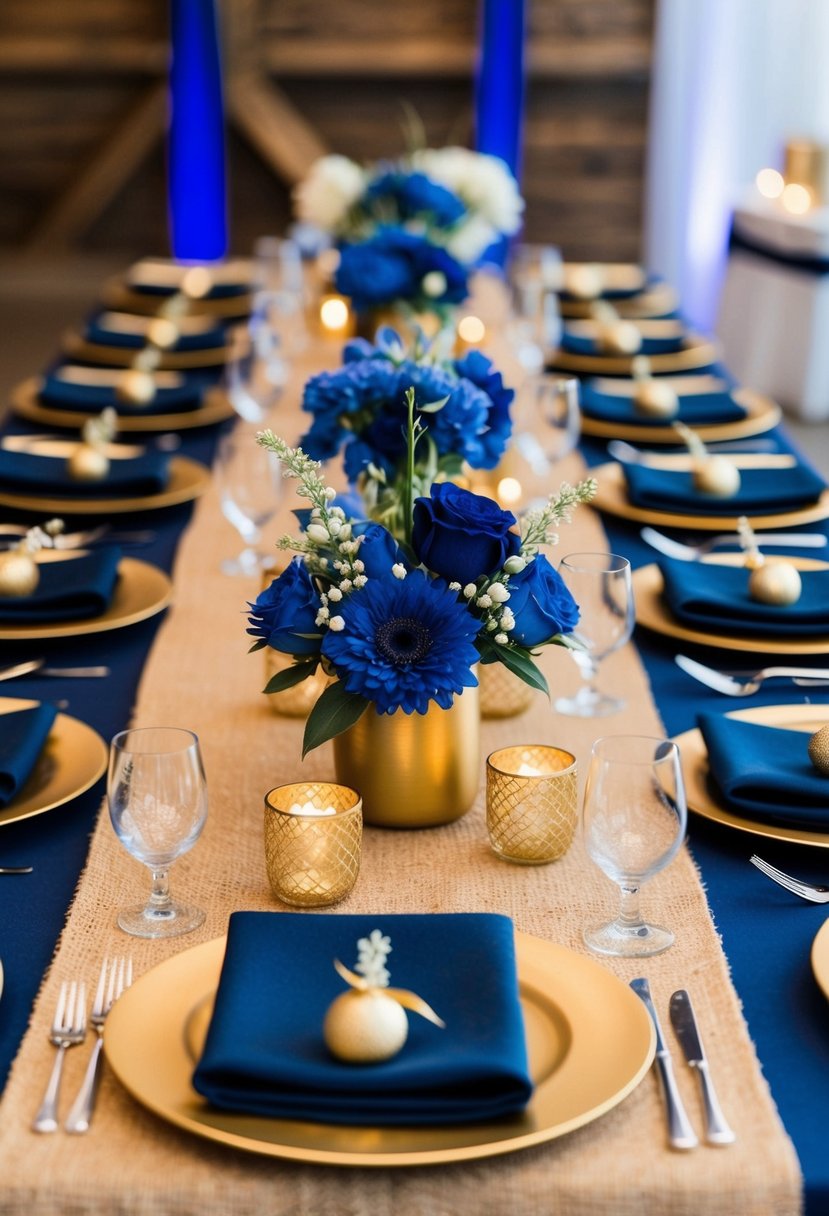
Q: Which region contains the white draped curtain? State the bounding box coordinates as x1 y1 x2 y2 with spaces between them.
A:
644 0 829 330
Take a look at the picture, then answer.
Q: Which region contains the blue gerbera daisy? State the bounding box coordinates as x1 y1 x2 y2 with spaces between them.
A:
321 570 480 715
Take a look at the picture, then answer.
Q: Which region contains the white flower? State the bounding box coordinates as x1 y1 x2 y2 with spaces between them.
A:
421 270 447 298
315 608 329 625
446 214 498 263
340 578 353 592
328 615 345 632
463 583 477 599
486 619 498 631
293 155 365 232
327 586 343 602
412 146 523 238
328 517 342 536
488 583 510 603
494 632 509 645
500 609 515 631
503 555 526 575
306 523 329 545
392 563 407 580
476 594 493 609
448 581 461 592
353 574 367 588
324 487 337 501
352 560 365 573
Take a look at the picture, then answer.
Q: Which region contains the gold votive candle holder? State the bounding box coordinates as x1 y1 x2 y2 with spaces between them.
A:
486 745 578 864
264 782 362 907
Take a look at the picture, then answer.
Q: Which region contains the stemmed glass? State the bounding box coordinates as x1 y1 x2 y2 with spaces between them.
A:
217 422 283 575
507 243 563 371
515 375 581 472
582 735 687 957
108 727 208 938
554 553 634 717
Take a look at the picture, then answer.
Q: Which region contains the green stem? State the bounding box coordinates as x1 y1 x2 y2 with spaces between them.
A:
404 387 416 548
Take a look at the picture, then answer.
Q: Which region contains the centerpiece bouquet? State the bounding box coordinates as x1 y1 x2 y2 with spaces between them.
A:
248 403 595 759
294 146 524 319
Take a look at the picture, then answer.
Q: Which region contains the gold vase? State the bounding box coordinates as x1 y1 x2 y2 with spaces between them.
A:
332 686 480 828
478 661 537 719
354 303 454 346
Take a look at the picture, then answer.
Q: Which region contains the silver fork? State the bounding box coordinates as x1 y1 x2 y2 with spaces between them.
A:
641 526 828 561
32 980 87 1133
65 957 133 1134
608 438 778 464
750 855 829 903
0 525 155 550
675 654 829 696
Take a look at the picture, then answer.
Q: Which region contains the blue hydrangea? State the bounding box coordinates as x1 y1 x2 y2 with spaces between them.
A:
321 570 480 715
453 350 514 469
364 171 466 227
335 226 468 311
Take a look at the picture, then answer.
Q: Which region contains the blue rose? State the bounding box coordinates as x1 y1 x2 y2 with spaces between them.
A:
411 482 521 585
507 555 580 646
365 171 466 227
336 228 468 310
352 522 408 579
246 558 321 656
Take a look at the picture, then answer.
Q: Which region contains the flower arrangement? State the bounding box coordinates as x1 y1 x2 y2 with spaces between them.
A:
294 147 524 316
248 410 595 757
300 327 514 535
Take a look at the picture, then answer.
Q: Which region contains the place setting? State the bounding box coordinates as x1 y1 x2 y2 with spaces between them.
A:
100 257 255 320
61 310 233 370
548 310 719 378
557 263 679 320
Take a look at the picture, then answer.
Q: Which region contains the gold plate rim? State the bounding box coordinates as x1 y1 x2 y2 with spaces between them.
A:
811 919 829 998
580 387 781 444
592 459 829 531
549 333 718 376
0 556 172 640
104 931 655 1168
0 454 210 515
62 331 230 370
100 276 252 319
0 696 107 828
674 703 829 847
560 282 678 320
633 555 829 655
11 378 235 433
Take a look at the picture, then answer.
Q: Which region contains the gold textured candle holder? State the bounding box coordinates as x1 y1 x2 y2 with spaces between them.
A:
264 782 362 907
486 745 578 864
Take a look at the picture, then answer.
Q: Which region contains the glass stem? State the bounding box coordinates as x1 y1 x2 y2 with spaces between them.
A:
617 883 643 930
147 868 173 916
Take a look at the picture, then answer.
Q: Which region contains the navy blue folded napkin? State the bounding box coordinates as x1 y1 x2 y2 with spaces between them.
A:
84 317 226 353
559 274 650 302
192 911 533 1126
699 712 829 830
561 326 685 357
581 381 746 427
39 370 210 416
0 447 170 497
624 462 827 516
659 558 829 637
130 277 248 300
0 547 121 623
0 702 58 808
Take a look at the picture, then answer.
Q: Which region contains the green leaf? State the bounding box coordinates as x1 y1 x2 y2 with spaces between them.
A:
248 638 267 653
263 659 318 695
489 646 550 698
302 682 371 757
418 395 450 414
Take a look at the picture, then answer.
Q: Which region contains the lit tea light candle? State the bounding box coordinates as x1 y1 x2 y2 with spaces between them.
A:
781 182 812 215
288 801 337 818
457 314 486 347
264 782 362 908
755 167 785 200
486 745 578 864
516 762 541 777
497 476 523 506
320 295 351 336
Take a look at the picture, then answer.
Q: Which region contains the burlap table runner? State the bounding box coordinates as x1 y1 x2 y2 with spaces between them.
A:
0 340 801 1215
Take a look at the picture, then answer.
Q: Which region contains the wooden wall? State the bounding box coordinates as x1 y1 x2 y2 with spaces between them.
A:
0 0 654 261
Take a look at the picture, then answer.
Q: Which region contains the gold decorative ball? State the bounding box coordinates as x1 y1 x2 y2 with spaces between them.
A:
693 455 741 497
67 443 110 481
808 725 829 775
0 550 39 597
566 264 604 300
749 560 802 606
633 379 679 418
597 320 642 356
180 266 212 299
323 989 408 1063
116 370 156 406
146 318 179 349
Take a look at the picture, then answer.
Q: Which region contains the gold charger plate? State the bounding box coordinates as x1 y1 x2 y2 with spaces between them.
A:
0 697 107 828
674 703 829 847
0 438 209 515
101 276 253 319
633 554 829 656
592 458 829 531
811 919 829 999
549 333 718 377
62 330 230 370
11 377 235 433
561 280 678 320
104 932 655 1167
580 386 781 444
0 552 172 641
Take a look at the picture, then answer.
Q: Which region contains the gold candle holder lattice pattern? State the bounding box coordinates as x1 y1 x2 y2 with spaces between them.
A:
264 782 362 907
486 745 578 864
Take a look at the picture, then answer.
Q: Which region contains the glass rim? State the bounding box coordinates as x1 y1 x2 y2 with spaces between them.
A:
110 726 200 756
486 744 577 778
559 552 631 574
264 782 362 817
589 734 679 765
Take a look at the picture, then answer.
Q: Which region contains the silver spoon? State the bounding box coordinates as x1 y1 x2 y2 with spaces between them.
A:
0 659 110 682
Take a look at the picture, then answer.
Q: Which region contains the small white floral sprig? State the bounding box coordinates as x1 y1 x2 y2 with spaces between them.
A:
19 518 65 554
354 928 391 989
81 407 117 449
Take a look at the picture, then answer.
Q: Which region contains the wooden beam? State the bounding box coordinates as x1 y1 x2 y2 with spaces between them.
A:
0 37 167 74
26 81 166 251
227 72 328 185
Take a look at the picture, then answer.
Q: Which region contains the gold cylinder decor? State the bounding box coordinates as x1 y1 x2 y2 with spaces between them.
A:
486 744 578 864
264 781 362 907
332 685 480 828
784 138 829 205
478 661 536 719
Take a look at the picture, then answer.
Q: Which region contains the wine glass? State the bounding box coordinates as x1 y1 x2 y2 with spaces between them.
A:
507 244 563 371
108 727 208 938
217 422 283 575
515 374 581 470
582 735 687 957
554 552 634 717
224 311 288 424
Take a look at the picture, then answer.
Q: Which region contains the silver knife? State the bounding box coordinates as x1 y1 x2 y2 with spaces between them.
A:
630 978 698 1150
669 989 736 1145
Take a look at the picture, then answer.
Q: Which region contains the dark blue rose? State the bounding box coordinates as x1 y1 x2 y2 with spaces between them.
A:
365 171 466 227
335 227 468 310
507 555 580 646
411 482 521 585
246 558 321 656
352 522 408 579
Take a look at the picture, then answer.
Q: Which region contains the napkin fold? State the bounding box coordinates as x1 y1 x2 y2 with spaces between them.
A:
39 370 212 416
0 703 58 808
84 317 226 353
581 381 746 427
659 557 829 636
624 462 827 516
0 547 121 623
561 327 685 356
699 712 829 830
192 911 533 1126
0 447 170 497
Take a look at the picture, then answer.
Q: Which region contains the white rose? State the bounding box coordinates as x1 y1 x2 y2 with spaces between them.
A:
446 214 498 263
293 155 366 232
414 147 523 238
